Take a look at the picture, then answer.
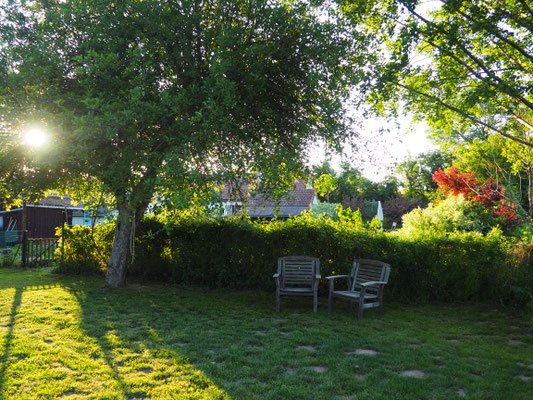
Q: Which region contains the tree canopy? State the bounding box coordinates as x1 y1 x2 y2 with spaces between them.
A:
342 0 533 149
0 0 364 286
440 128 533 219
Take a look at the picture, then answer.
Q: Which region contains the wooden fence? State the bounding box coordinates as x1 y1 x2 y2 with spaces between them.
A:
23 235 59 266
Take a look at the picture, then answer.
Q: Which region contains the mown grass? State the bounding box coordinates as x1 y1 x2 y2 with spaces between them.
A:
0 267 531 399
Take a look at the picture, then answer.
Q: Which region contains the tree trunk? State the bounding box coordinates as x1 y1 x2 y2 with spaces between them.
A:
105 204 133 288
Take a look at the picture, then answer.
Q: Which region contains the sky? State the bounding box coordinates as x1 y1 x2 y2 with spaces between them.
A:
307 112 437 182
307 0 442 183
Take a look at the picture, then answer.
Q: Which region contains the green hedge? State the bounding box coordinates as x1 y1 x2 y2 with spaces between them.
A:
57 214 533 307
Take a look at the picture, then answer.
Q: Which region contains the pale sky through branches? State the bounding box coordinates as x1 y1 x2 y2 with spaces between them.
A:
306 0 441 182
307 113 436 181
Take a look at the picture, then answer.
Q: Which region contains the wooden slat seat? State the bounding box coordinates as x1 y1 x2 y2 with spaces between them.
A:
274 256 320 312
326 259 390 319
331 291 379 300
279 287 316 294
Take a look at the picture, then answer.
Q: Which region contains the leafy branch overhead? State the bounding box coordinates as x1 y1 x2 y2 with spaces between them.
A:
343 0 533 148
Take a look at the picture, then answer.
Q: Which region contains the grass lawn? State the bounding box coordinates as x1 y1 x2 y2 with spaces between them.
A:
0 268 532 399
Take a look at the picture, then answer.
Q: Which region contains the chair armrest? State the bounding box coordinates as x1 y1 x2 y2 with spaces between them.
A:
273 273 280 288
325 275 350 280
357 281 387 287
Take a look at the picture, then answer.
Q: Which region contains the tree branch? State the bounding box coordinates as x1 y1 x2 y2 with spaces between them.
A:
501 106 533 133
401 2 533 112
398 83 533 148
518 0 533 19
479 0 533 34
453 6 533 65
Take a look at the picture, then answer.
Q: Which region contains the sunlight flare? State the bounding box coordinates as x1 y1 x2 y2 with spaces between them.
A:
24 127 48 148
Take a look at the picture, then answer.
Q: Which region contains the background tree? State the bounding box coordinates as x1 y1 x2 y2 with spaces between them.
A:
1 0 364 287
396 150 452 202
310 160 405 222
333 161 365 201
382 196 425 225
433 166 522 228
312 161 400 203
314 173 338 202
354 175 399 202
442 128 533 219
309 160 337 181
502 124 533 218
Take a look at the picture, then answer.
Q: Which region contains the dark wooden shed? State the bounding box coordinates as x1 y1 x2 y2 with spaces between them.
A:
0 195 83 239
0 206 75 238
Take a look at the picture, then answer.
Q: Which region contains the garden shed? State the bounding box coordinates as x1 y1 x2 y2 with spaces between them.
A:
0 195 85 239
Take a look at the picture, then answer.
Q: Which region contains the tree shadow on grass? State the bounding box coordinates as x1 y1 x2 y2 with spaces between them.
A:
63 284 330 400
0 268 395 399
0 271 132 399
0 287 23 397
0 270 233 398
66 285 241 399
1 269 531 399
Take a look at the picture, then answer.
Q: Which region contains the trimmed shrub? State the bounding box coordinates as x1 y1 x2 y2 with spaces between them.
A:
56 213 532 308
400 195 497 235
55 223 114 275
506 240 533 308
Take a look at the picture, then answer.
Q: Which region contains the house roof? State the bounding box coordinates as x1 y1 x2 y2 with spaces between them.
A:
219 180 316 218
38 195 81 208
219 180 315 206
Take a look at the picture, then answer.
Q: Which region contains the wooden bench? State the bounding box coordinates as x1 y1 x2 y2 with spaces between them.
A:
273 256 320 312
326 259 390 319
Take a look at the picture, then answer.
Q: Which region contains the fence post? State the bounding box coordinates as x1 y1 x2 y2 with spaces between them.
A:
21 230 28 268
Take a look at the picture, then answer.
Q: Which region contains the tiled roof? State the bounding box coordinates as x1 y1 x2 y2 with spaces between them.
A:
38 195 82 208
220 181 315 214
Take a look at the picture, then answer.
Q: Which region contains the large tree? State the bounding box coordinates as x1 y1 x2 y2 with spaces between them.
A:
1 0 363 286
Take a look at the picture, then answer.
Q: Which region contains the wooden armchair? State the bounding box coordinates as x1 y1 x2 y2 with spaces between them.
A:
326 259 390 319
273 256 321 312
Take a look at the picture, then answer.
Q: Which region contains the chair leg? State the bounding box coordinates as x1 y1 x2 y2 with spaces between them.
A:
328 292 333 313
313 291 318 312
378 291 384 315
357 296 365 319
276 291 281 313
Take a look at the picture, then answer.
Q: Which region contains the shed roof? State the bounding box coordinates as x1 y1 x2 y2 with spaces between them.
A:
38 195 82 208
